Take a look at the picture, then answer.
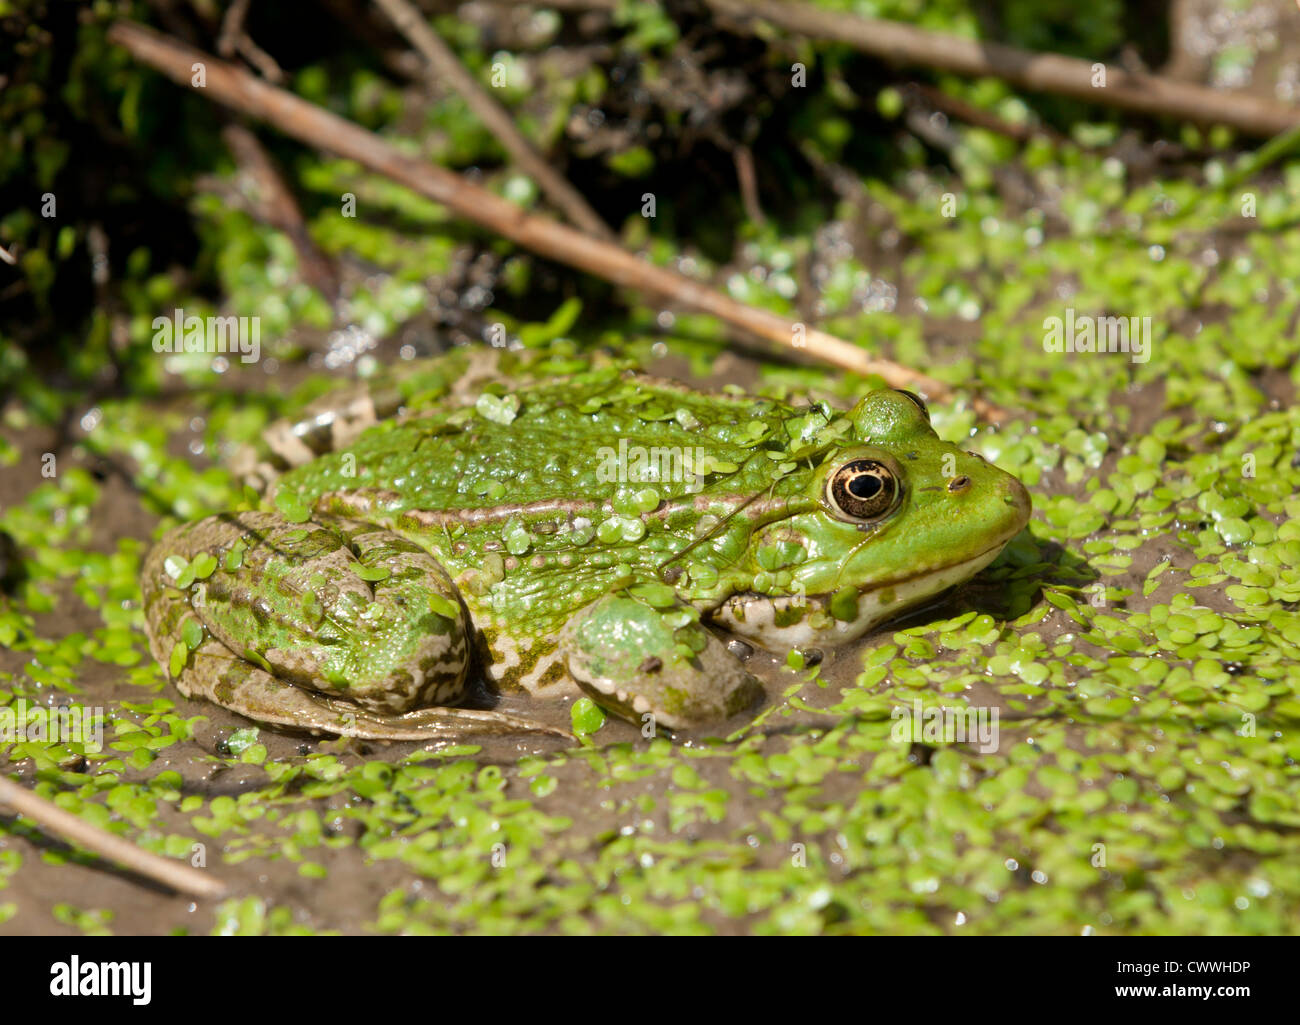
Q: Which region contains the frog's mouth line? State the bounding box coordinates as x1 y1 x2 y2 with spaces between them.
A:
711 532 1019 649
846 530 1022 598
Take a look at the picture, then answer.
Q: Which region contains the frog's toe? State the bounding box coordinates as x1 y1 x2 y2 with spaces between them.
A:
229 382 402 494
562 594 764 732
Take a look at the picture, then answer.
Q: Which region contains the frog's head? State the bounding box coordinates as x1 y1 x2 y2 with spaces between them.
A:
711 389 1030 650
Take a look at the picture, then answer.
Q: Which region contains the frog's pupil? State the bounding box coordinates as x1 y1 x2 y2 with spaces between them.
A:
849 476 881 498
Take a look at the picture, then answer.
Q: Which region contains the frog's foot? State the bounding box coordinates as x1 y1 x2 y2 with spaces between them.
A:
562 593 764 732
230 384 402 493
142 511 566 740
228 348 524 493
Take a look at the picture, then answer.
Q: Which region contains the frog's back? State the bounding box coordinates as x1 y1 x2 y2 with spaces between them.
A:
258 357 817 690
276 360 792 517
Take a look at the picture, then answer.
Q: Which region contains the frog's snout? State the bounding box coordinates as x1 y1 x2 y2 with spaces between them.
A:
946 458 1031 547
1001 475 1033 539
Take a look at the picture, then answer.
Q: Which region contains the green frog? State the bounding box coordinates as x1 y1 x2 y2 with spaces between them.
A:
140 349 1029 740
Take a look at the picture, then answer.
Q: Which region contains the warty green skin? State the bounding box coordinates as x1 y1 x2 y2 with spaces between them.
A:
140 355 1031 738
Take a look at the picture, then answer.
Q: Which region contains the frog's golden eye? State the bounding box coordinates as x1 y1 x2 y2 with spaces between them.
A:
895 389 930 421
825 459 901 522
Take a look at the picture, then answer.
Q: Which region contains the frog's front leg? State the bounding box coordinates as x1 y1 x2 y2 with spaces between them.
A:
141 512 566 739
562 593 764 732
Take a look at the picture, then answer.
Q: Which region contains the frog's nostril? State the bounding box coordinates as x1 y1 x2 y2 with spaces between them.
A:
1003 477 1032 531
947 475 971 493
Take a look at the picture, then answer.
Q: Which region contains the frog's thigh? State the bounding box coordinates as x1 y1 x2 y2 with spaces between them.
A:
175 640 567 740
561 594 763 731
143 512 471 712
143 513 567 740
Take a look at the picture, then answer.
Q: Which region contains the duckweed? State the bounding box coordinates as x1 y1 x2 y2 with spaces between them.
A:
4 0 1300 937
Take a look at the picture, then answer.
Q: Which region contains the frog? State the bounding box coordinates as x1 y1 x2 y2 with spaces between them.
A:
140 348 1030 741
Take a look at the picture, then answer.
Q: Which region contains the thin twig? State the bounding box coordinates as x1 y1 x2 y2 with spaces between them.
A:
221 123 340 299
315 0 426 79
108 20 1006 420
703 0 1300 138
0 774 228 899
216 7 336 296
237 36 285 83
371 0 616 240
217 0 250 58
732 144 765 225
906 82 1065 145
218 0 283 83
0 244 15 265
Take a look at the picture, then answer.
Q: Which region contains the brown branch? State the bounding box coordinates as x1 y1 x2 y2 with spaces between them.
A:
704 0 1300 138
370 0 616 241
906 82 1065 145
218 0 284 83
315 0 426 79
216 0 250 58
0 774 228 899
108 19 1006 420
732 144 765 225
221 123 340 300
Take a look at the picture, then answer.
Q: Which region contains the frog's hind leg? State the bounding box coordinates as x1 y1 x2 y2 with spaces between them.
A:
175 645 570 740
141 511 570 741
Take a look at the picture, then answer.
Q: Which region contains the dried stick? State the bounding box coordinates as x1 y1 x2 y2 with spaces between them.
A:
906 82 1065 145
0 774 228 899
216 0 250 58
221 122 340 299
732 144 765 225
372 0 614 240
108 20 1005 419
213 5 335 296
218 0 284 83
704 0 1300 138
